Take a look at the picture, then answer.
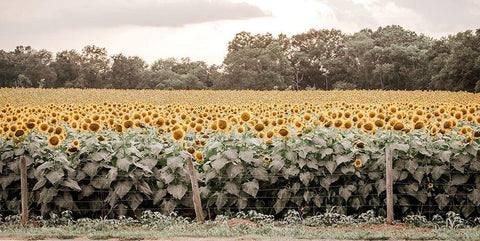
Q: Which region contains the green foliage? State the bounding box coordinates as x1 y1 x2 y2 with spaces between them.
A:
1 126 480 218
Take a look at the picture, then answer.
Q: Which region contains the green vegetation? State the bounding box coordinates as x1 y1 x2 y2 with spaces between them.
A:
1 25 479 92
1 210 480 240
1 126 480 218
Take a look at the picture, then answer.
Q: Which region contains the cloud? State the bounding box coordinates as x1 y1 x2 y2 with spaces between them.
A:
0 0 268 34
392 0 480 33
321 0 480 37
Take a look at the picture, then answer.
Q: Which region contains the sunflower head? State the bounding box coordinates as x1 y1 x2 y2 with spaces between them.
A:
240 112 251 122
66 147 79 155
187 146 196 154
354 159 363 168
194 151 204 162
263 156 271 163
89 123 101 133
48 135 61 148
71 139 80 148
14 129 25 138
172 129 185 141
96 135 106 142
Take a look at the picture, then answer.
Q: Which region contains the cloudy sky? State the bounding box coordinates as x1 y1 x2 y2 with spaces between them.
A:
1 0 479 64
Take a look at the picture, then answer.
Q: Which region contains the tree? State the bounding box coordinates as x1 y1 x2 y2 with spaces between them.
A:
107 54 147 89
220 32 292 90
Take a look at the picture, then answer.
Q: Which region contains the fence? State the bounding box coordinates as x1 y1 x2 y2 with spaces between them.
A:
1 146 478 225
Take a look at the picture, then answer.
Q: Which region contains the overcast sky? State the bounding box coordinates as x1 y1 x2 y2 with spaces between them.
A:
1 0 479 64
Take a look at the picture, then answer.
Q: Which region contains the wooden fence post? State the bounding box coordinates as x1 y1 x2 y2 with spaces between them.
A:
185 156 204 223
385 147 394 225
19 156 28 225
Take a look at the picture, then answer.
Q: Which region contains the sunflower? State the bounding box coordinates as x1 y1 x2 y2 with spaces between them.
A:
263 156 271 163
71 139 80 148
66 147 78 155
362 122 374 133
25 122 36 130
40 123 49 132
393 122 404 131
96 135 106 142
254 123 265 132
414 121 425 130
427 183 434 189
354 159 363 168
355 142 365 149
48 135 61 148
194 151 204 162
343 120 353 129
217 119 228 131
240 112 251 122
14 129 25 138
172 129 185 141
236 126 245 133
123 120 134 129
87 123 100 133
187 146 196 154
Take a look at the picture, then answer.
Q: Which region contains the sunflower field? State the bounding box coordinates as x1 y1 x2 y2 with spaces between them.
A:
1 88 480 219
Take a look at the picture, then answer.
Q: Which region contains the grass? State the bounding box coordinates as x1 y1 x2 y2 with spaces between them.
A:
1 223 480 240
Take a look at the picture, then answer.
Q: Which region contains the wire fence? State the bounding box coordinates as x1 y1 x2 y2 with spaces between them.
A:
0 149 478 223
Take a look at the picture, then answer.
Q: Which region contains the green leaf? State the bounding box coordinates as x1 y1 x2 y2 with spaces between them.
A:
92 150 109 161
339 186 352 201
150 143 163 156
334 153 353 166
215 191 227 209
212 158 228 171
251 167 269 181
46 170 64 185
390 143 409 152
340 165 355 175
299 172 313 186
166 156 183 169
226 164 243 179
413 167 425 183
167 184 187 200
405 159 419 174
127 193 143 211
439 151 452 162
375 179 386 195
325 160 337 174
33 178 47 191
242 180 259 197
224 181 240 196
61 178 81 191
162 200 176 214
270 155 285 173
153 189 167 205
117 157 132 172
431 165 448 180
468 189 480 206
82 162 99 177
313 194 323 207
451 174 469 185
114 181 133 199
320 148 333 158
273 189 291 213
137 181 153 196
224 149 238 160
451 154 470 173
139 158 158 170
239 150 254 163
91 176 111 189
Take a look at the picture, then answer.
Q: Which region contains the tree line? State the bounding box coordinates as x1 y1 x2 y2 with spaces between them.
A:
1 25 479 92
